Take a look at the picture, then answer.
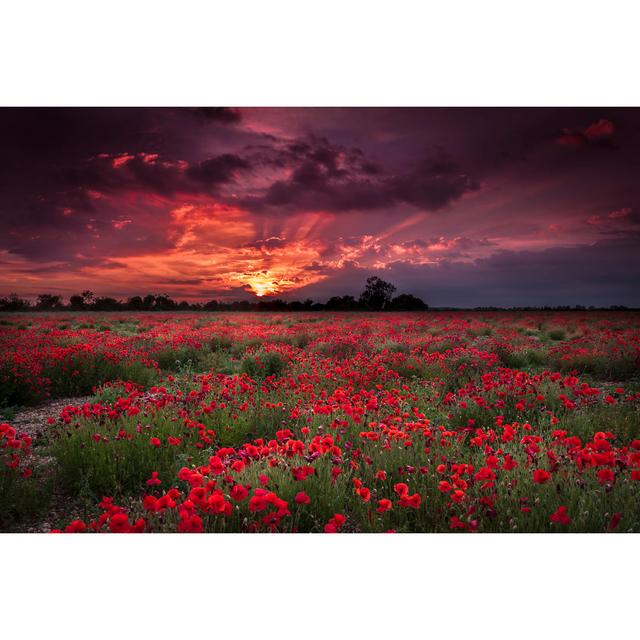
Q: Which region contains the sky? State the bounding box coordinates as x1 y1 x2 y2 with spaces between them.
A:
1 107 639 307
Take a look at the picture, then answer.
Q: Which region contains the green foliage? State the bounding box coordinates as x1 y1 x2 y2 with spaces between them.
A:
240 351 287 378
0 467 51 529
49 415 201 498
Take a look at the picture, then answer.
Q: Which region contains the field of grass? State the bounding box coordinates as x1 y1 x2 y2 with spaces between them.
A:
1 310 639 532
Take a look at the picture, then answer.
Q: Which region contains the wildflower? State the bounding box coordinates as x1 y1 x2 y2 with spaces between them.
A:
393 482 409 497
596 468 615 485
608 512 622 530
65 520 87 533
377 499 392 514
146 471 161 486
324 513 346 533
398 492 421 508
550 506 571 525
295 491 311 505
109 513 131 533
532 469 551 484
231 484 249 502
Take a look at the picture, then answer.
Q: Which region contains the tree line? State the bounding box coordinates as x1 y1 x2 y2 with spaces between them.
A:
0 277 430 312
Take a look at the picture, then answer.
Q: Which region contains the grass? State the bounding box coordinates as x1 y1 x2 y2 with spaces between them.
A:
2 310 639 533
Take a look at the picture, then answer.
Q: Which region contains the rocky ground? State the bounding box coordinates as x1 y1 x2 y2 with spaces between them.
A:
6 397 90 533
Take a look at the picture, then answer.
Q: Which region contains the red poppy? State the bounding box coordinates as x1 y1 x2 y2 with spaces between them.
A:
109 513 131 533
295 491 311 505
146 471 161 486
398 492 421 509
532 469 551 484
377 498 392 514
65 520 87 533
230 484 249 501
550 506 571 525
393 482 409 497
596 468 615 485
608 512 622 530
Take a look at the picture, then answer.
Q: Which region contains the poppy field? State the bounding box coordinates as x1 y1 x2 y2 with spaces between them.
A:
1 311 639 533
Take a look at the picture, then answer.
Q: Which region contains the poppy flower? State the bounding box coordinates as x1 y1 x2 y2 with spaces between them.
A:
294 491 311 505
608 512 622 530
377 499 392 514
596 468 615 485
109 513 131 533
532 469 551 484
393 482 409 497
64 520 87 533
398 492 421 508
550 506 571 525
146 471 161 486
230 484 249 501
149 437 161 448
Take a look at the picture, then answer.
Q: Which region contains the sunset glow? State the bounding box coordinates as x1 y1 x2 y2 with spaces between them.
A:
1 107 639 306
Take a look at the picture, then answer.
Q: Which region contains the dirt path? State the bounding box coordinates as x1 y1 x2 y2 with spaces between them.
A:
9 396 91 439
7 397 91 533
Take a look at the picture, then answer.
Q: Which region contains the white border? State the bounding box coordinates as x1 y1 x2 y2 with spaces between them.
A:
1 1 639 106
1 2 639 637
3 533 638 639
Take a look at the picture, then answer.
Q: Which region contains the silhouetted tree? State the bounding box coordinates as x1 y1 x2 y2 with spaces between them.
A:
154 294 177 310
359 277 396 311
0 293 31 311
69 294 85 310
126 296 144 310
326 295 361 311
387 293 428 311
203 299 219 311
36 294 63 310
93 296 122 311
142 294 156 310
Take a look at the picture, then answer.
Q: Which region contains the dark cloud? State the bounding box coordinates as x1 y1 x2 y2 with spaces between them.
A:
190 107 242 124
239 138 479 214
186 154 250 188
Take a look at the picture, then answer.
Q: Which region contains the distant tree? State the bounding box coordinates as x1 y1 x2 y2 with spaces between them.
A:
203 299 219 311
387 293 428 311
359 277 396 311
154 294 177 310
177 300 191 310
93 296 122 311
142 294 156 310
69 294 85 310
81 290 95 307
231 300 253 311
126 296 144 310
0 293 31 311
36 294 63 310
326 295 361 311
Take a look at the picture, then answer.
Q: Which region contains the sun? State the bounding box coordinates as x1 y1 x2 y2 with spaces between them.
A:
242 272 282 297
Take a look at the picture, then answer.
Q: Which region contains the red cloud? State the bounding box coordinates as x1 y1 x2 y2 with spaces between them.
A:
556 119 615 148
